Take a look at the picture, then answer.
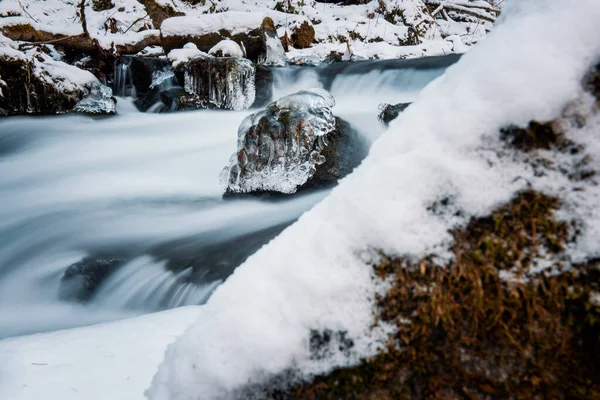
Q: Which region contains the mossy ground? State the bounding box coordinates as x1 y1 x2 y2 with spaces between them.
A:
291 21 315 49
282 189 600 400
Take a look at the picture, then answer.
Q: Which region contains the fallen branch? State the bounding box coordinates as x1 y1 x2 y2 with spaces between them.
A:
123 13 149 34
18 33 88 49
427 0 497 23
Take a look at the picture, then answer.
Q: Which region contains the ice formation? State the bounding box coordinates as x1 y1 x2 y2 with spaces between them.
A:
220 88 337 194
73 82 116 115
260 29 288 67
149 69 177 90
180 57 255 110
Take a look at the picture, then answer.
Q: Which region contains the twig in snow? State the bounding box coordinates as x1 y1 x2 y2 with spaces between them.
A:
18 0 40 23
123 13 149 34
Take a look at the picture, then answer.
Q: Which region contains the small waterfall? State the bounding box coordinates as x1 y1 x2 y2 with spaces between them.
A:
93 256 221 311
113 62 135 98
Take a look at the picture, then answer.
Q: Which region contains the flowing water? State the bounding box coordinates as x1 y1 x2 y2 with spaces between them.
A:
0 55 457 339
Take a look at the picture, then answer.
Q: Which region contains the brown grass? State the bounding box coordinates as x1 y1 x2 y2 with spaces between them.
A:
286 190 600 400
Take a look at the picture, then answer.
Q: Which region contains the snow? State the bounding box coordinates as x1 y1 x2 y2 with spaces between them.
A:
167 43 210 67
30 50 98 95
147 0 600 399
161 12 267 38
209 39 244 58
0 307 202 400
0 0 498 61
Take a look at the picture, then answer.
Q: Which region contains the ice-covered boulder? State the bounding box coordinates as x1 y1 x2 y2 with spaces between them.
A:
220 89 367 194
74 82 116 115
174 56 255 111
0 46 110 116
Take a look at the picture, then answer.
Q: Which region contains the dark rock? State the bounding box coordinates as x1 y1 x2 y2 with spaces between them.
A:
116 55 178 111
377 102 411 125
253 64 273 108
59 258 124 302
174 56 255 110
221 89 368 195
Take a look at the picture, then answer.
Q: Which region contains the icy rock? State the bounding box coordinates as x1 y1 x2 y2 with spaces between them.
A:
74 82 116 115
378 102 411 125
116 55 182 112
175 57 255 110
253 64 273 108
221 88 367 194
59 258 124 302
258 17 287 67
209 39 244 58
0 49 99 116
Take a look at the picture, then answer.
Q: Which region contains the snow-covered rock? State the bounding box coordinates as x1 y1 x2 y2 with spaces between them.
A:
167 43 210 67
220 88 367 194
208 39 244 58
0 47 108 116
147 0 600 399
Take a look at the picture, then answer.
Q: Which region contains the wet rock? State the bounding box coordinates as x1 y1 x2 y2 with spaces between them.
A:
59 258 124 302
116 55 179 111
0 48 108 116
174 56 255 110
252 64 273 108
378 102 411 125
220 88 367 195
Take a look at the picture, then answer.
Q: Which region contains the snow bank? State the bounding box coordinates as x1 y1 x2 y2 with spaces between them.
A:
0 307 201 400
148 0 600 399
161 12 266 37
0 0 497 60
